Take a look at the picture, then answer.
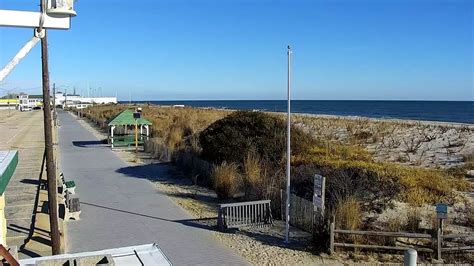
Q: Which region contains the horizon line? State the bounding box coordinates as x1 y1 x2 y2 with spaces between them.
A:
118 99 474 102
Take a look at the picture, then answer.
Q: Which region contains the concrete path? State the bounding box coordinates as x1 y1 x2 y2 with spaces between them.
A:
58 111 247 265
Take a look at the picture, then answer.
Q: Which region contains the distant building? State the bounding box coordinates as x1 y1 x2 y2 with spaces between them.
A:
18 94 43 110
0 92 117 111
54 91 117 109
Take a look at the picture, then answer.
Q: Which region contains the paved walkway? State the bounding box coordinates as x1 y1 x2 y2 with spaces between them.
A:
58 111 247 265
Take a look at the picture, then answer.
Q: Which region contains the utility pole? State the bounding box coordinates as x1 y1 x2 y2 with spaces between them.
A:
284 45 292 243
52 83 56 127
39 3 61 254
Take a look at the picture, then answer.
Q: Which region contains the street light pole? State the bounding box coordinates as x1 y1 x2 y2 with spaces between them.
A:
284 45 292 243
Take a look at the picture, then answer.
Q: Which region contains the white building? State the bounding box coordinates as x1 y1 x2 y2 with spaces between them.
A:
18 94 43 110
54 91 117 109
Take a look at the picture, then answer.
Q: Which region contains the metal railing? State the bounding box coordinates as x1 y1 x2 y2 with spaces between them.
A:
217 200 273 230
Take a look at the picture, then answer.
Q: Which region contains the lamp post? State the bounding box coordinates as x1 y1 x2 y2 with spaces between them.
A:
284 45 292 243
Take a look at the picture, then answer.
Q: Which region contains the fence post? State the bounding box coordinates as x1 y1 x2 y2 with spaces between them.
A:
437 219 443 261
329 220 335 254
217 205 223 231
280 189 284 220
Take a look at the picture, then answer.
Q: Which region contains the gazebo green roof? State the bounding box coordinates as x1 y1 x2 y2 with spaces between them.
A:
0 150 18 195
107 109 152 126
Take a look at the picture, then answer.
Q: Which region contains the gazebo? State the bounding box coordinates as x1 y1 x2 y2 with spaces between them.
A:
108 109 152 148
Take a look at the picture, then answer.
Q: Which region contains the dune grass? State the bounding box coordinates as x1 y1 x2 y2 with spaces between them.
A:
212 162 242 199
294 141 469 206
84 105 469 208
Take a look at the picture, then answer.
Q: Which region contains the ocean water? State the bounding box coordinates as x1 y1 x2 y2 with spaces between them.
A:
127 100 473 124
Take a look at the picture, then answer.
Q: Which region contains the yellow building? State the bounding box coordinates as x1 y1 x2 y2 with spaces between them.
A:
0 99 19 110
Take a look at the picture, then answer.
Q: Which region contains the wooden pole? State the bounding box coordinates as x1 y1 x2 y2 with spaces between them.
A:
0 244 19 266
52 83 56 127
135 119 138 158
437 219 443 261
40 29 61 255
329 220 335 254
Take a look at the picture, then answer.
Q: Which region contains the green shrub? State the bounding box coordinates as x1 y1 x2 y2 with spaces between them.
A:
199 111 315 165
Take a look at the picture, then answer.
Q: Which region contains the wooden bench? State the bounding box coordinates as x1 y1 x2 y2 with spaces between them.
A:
217 200 273 230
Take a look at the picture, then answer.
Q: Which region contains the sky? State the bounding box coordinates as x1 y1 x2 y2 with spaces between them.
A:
0 0 472 101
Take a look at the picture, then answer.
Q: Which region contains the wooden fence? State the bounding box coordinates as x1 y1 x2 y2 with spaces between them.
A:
330 221 474 260
281 191 315 233
438 231 474 260
217 200 273 230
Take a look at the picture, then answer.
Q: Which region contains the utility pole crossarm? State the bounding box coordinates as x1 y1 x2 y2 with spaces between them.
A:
0 10 70 29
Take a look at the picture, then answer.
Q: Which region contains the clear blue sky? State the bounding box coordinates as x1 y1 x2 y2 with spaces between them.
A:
1 0 472 101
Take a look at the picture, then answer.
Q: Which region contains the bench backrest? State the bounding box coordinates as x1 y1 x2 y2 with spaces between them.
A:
217 200 272 230
68 197 81 212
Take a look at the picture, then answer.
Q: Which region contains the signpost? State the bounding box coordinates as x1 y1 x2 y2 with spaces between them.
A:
313 175 326 215
436 203 448 261
436 203 448 220
312 174 326 238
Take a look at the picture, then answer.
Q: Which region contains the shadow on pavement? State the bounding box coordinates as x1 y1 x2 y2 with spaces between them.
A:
19 179 40 185
116 163 218 213
80 201 218 232
72 140 107 148
115 163 169 180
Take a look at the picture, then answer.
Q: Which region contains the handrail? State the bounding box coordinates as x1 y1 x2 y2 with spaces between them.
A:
442 234 473 239
334 243 433 253
219 200 271 208
334 229 432 239
441 246 474 251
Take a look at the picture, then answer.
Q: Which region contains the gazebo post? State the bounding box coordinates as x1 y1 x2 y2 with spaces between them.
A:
110 125 115 148
145 125 149 139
